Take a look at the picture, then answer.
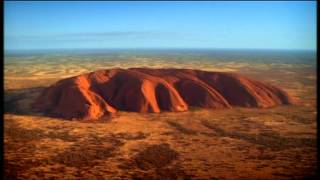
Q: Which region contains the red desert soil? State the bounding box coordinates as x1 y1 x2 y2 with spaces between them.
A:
34 68 295 120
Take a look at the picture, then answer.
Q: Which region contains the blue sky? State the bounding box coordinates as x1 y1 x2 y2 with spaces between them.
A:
4 1 317 50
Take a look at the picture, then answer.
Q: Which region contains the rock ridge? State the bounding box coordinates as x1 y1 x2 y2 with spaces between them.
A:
34 68 295 120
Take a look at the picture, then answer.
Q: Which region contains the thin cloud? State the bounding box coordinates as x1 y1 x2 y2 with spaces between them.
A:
6 31 183 41
5 31 214 49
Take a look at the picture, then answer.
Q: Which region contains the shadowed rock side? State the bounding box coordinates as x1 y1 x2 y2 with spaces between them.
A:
34 68 295 120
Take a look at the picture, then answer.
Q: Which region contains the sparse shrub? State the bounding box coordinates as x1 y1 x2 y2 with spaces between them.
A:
134 143 179 170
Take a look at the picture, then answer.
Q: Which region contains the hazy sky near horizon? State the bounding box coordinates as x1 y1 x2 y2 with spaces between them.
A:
4 1 317 50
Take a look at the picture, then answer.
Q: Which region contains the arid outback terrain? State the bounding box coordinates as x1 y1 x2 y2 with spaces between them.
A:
4 58 317 179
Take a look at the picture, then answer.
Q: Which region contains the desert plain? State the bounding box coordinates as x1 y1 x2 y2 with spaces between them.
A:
4 52 317 179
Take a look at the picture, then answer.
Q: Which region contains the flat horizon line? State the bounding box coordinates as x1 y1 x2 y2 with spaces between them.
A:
5 47 317 52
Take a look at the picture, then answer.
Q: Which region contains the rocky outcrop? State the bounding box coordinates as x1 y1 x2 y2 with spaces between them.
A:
34 68 295 120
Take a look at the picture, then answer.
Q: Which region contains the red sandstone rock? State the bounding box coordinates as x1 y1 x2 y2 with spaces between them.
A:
34 68 295 120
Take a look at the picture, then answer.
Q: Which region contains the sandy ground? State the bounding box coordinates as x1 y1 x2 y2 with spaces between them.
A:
4 60 317 179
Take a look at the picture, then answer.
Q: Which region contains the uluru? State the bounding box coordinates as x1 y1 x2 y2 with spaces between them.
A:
33 68 295 120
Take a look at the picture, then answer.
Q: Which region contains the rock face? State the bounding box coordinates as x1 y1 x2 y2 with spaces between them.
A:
34 68 295 120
